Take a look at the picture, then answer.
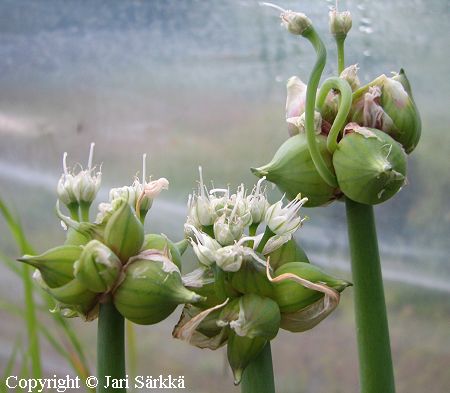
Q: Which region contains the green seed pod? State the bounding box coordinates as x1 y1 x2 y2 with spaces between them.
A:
64 227 92 246
264 238 309 271
113 251 204 325
141 233 183 270
227 334 267 385
333 126 407 205
251 133 338 207
18 245 81 288
104 198 144 262
273 262 350 313
230 259 275 298
73 240 121 293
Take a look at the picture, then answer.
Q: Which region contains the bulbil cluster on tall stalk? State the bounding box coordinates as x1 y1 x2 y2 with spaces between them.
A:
18 144 201 324
253 5 421 206
173 167 351 384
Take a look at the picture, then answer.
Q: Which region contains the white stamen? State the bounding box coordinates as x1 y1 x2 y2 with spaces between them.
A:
255 176 266 196
87 142 95 171
62 152 68 175
260 2 286 13
198 166 207 198
142 153 147 185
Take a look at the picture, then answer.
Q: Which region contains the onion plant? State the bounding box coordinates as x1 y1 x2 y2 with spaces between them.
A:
252 3 421 393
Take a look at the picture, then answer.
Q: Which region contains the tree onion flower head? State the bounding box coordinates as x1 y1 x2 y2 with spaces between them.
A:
265 194 308 236
57 143 101 207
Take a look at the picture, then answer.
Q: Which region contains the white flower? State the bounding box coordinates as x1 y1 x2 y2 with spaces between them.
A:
246 177 269 225
186 166 218 227
215 238 267 272
57 143 101 206
265 194 308 235
186 224 221 267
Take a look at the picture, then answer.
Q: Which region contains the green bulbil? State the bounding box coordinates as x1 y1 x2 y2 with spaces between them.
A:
74 240 121 293
333 127 407 205
141 233 183 269
113 256 204 325
251 133 337 207
18 245 81 288
230 259 275 298
381 70 421 154
274 262 350 313
227 333 267 385
44 277 98 310
104 199 144 262
265 238 309 270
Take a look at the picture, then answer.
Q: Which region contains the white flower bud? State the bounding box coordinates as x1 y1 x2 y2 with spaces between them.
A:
265 194 308 236
213 215 245 246
281 10 312 36
329 9 352 36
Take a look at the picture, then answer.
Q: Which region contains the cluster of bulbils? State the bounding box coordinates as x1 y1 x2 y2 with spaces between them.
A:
19 145 202 323
252 7 421 207
172 168 350 384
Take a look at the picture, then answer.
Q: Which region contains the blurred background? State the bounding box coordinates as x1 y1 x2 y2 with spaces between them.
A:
0 0 449 392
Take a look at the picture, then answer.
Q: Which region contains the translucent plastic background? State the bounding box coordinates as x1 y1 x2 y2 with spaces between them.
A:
1 1 449 392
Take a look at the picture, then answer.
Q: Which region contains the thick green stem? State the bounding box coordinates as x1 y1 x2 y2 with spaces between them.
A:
97 301 126 393
316 77 352 153
240 225 275 393
302 28 338 188
241 343 275 393
345 198 395 393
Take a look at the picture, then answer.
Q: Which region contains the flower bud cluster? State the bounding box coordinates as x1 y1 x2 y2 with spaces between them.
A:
20 146 200 324
252 8 420 206
174 170 350 384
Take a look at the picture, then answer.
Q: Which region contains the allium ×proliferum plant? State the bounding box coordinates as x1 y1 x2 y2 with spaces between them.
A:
19 145 201 324
173 168 350 384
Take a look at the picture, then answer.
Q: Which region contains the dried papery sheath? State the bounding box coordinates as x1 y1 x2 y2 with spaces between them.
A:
270 261 350 313
266 262 343 332
172 299 230 349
